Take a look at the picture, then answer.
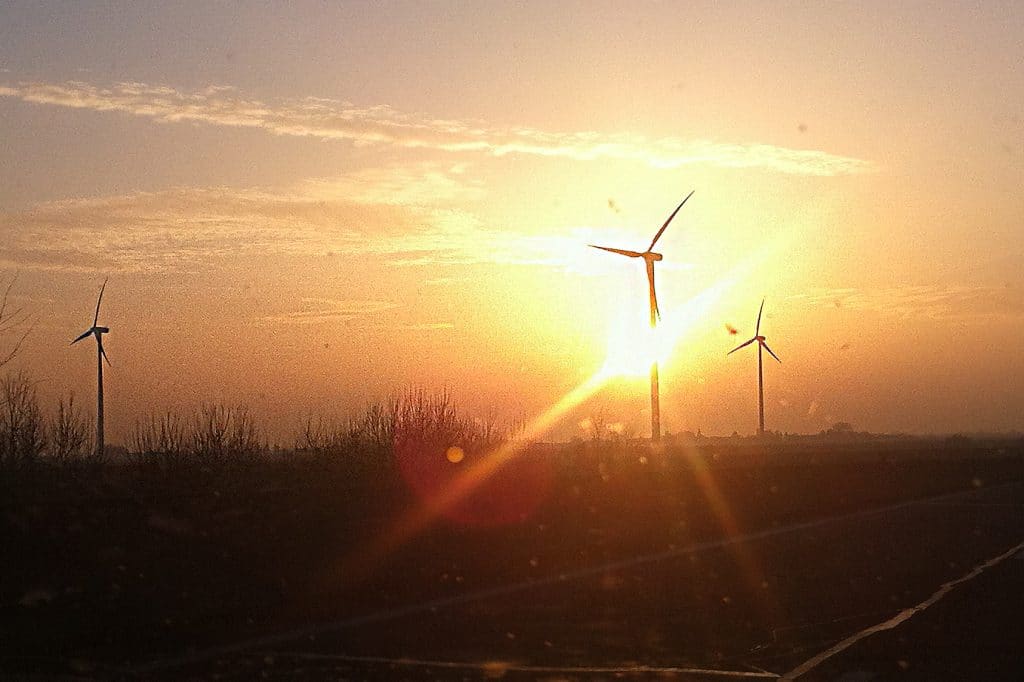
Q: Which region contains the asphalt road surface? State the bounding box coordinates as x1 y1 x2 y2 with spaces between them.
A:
140 479 1024 681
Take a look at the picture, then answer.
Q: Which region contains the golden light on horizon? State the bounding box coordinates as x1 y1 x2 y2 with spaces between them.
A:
1 1 1021 441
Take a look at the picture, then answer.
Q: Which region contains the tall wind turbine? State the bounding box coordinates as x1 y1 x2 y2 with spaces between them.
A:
590 191 694 442
728 299 781 436
72 279 110 457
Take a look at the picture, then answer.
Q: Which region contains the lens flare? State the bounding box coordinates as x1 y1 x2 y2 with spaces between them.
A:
332 247 778 586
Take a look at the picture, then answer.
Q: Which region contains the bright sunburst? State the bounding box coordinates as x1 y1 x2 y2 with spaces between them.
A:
598 263 754 381
599 310 663 378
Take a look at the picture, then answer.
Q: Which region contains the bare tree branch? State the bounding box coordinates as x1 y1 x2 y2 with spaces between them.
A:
0 273 33 369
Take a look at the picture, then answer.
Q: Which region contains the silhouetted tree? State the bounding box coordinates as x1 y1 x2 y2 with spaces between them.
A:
190 403 265 460
49 394 92 462
128 412 188 463
0 372 46 466
0 274 31 369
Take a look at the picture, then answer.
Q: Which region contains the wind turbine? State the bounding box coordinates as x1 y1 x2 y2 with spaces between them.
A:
72 278 110 457
728 299 781 436
590 190 694 442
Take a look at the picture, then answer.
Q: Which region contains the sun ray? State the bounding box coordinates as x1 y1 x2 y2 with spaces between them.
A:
333 371 610 585
331 254 772 586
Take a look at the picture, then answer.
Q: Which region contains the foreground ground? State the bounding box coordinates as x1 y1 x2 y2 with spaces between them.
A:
3 438 1023 680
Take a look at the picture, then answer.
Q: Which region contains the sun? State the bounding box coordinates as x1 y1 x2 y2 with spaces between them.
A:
599 308 668 378
597 268 750 381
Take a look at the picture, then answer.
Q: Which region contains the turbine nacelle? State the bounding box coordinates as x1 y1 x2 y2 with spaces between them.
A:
586 247 662 262
71 326 109 344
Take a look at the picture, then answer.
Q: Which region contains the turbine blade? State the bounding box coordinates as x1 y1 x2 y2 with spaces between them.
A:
756 298 765 336
645 260 660 321
99 340 111 367
589 245 643 258
762 341 781 363
728 337 757 355
71 329 93 345
93 277 108 327
647 190 694 252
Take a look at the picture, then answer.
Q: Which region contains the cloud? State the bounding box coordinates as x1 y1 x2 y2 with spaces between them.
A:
0 164 615 274
791 285 1023 319
258 298 397 325
401 322 455 330
293 166 483 206
0 184 364 273
0 164 459 273
0 79 874 176
422 276 471 287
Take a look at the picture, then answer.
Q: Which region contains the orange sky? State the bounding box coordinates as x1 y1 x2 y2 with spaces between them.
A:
1 2 1021 442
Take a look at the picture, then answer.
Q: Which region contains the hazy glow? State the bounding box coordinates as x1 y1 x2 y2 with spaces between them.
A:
0 2 1021 438
600 311 660 378
598 253 760 383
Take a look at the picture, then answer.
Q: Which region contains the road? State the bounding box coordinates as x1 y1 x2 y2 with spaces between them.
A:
139 479 1024 680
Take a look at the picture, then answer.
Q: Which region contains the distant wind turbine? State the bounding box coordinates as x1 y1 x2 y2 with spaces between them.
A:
728 299 781 437
71 279 110 457
590 190 694 442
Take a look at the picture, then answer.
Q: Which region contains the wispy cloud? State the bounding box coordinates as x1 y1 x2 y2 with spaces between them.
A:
401 322 455 330
0 79 873 176
791 285 1023 319
257 300 453 331
258 298 397 325
421 276 475 288
0 164 617 274
0 184 365 273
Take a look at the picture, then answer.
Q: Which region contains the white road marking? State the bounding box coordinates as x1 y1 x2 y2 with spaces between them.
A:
782 539 1024 679
261 651 780 678
918 501 1024 508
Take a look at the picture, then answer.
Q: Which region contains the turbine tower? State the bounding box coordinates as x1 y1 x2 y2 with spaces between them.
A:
72 279 110 457
728 299 781 436
590 190 694 442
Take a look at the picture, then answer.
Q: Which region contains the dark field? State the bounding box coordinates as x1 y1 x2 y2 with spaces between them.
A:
3 438 1023 680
